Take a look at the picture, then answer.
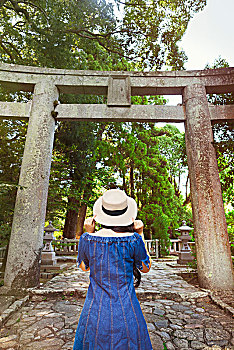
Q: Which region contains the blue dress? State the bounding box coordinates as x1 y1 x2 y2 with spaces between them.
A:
73 232 152 350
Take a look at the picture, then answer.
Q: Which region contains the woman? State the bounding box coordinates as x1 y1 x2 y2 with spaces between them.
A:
73 189 152 350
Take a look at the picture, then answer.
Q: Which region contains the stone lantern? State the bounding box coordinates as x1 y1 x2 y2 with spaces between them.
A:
176 221 194 265
41 221 58 266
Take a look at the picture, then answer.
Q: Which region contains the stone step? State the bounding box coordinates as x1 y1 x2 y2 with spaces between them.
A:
40 272 61 280
40 263 68 272
56 256 77 262
55 251 77 256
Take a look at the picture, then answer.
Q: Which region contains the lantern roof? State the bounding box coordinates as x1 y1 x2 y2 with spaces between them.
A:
176 221 193 232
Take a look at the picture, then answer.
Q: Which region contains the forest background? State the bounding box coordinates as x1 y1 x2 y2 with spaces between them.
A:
0 0 233 255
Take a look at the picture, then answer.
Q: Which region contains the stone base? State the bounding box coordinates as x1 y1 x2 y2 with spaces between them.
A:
167 263 189 268
178 252 194 265
177 259 194 265
41 251 57 266
40 264 67 272
56 256 77 262
41 260 57 266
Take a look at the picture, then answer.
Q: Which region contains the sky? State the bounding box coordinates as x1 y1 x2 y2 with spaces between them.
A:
164 0 234 129
180 0 234 71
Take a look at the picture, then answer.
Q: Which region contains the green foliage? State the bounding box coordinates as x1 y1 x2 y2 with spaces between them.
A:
119 0 207 69
98 120 190 254
206 57 234 208
226 211 234 255
0 118 27 246
0 0 206 69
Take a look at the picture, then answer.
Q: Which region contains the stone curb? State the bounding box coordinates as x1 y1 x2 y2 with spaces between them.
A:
28 288 87 300
209 292 234 318
29 287 209 303
137 290 209 302
0 295 29 327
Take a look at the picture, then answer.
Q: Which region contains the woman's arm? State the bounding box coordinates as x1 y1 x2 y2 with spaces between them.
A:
84 216 96 233
77 216 96 271
79 261 90 271
134 220 152 273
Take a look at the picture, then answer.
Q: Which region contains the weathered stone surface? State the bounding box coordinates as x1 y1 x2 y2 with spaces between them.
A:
183 83 234 291
52 301 80 314
0 334 18 343
148 331 164 350
204 328 230 346
23 337 65 349
37 328 52 337
191 340 206 349
165 341 175 350
0 296 15 313
153 308 165 316
184 323 204 329
173 337 189 348
4 81 59 289
154 319 168 329
1 62 234 95
171 303 192 312
0 101 31 119
173 329 203 341
147 323 156 331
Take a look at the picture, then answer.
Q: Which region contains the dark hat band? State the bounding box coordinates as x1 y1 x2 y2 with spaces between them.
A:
102 205 128 216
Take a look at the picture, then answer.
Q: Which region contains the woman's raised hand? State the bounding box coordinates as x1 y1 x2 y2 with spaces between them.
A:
133 220 144 237
84 216 96 233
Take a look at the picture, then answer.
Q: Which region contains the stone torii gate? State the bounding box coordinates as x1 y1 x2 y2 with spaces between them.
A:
0 63 234 291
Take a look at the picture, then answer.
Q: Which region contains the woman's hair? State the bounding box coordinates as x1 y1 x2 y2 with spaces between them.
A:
101 223 141 288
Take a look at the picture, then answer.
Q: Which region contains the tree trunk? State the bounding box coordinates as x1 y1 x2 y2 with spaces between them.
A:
0 244 9 273
183 173 191 205
130 163 135 199
122 171 128 194
75 185 92 237
76 203 87 238
63 196 79 239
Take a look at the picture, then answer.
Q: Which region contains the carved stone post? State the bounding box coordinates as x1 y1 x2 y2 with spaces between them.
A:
183 84 234 290
4 80 58 289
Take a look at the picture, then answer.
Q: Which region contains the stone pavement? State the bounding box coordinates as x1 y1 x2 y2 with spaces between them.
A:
0 261 233 350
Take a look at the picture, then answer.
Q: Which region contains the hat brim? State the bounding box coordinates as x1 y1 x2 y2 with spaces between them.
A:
93 196 137 226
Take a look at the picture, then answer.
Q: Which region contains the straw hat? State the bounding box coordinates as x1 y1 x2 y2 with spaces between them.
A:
93 189 137 226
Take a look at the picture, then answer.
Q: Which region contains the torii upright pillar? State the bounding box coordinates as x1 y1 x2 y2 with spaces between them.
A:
183 84 234 290
4 80 58 289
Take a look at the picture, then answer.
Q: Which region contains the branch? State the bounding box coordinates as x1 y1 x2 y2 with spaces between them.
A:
7 41 23 60
0 41 15 61
18 0 48 20
65 28 130 59
0 0 8 7
12 20 27 28
9 0 30 20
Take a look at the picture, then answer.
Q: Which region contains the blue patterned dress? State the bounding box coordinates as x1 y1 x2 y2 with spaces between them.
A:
73 232 152 350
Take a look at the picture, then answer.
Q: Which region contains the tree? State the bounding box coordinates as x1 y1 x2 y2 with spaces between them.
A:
205 57 234 248
0 0 206 69
118 0 206 69
0 88 29 246
206 57 234 207
155 124 188 200
98 119 190 255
